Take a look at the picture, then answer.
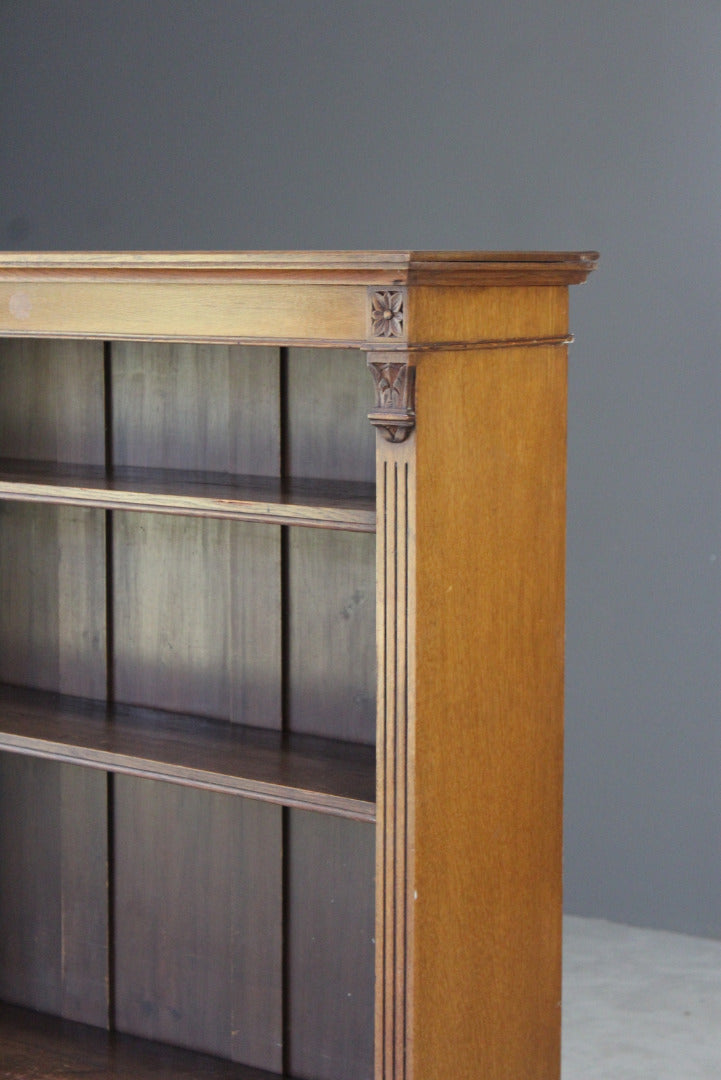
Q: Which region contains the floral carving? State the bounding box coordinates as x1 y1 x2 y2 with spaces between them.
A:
367 359 415 442
370 291 404 338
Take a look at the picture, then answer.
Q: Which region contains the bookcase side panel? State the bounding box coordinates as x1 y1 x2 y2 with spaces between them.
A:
411 340 568 1079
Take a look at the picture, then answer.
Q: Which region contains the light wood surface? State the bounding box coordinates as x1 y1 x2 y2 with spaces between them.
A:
0 251 597 345
407 283 569 343
411 341 568 1079
0 249 598 285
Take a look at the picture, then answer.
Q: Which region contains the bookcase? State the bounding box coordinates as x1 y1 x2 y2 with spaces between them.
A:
0 251 596 1080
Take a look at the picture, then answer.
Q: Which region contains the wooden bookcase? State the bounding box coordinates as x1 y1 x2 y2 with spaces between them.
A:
0 251 596 1080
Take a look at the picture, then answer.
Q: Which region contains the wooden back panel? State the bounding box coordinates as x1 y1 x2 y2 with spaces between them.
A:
0 342 110 1030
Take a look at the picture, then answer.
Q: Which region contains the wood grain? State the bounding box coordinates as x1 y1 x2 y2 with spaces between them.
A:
288 528 376 744
0 683 375 819
0 342 110 1033
0 249 599 285
0 253 596 345
374 436 416 1080
114 779 283 1070
0 337 105 464
287 811 375 1080
113 512 282 729
411 341 569 1079
0 755 108 1027
0 1001 286 1079
0 252 596 1080
0 337 107 696
0 459 376 530
406 284 569 345
0 281 369 345
285 348 375 483
110 342 280 476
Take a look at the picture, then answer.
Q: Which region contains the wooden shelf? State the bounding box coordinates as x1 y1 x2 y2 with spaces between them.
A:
0 460 376 532
0 1002 287 1079
0 684 375 822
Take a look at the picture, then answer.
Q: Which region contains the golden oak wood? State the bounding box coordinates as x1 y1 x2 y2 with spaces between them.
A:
0 251 595 1080
412 341 568 1079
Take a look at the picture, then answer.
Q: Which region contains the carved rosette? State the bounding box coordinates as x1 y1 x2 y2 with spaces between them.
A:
367 357 416 443
370 290 405 338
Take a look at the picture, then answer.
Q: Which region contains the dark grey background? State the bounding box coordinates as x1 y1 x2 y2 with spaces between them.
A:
1 1 719 938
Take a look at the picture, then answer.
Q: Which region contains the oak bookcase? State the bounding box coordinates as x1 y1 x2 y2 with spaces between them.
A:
0 251 596 1080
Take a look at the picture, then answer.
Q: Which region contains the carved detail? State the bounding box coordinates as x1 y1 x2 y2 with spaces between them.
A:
367 359 416 443
370 290 405 338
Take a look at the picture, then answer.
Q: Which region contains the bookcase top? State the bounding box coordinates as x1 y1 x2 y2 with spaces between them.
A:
0 250 598 286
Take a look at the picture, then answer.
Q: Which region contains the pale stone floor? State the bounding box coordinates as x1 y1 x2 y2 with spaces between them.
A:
563 917 721 1079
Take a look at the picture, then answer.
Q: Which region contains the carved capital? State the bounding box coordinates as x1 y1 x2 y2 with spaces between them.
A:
367 357 416 443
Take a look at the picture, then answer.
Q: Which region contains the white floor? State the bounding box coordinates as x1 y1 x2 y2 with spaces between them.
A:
563 917 721 1079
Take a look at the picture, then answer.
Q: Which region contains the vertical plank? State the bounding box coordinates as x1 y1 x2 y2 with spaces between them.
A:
0 503 106 698
0 755 108 1027
59 764 110 1027
0 338 105 464
284 349 377 1079
0 503 61 691
113 513 281 728
111 343 286 1070
0 755 62 1015
111 342 280 475
0 497 109 1026
114 776 283 1071
288 528 375 743
111 340 283 707
57 508 109 699
286 347 375 482
287 811 375 1080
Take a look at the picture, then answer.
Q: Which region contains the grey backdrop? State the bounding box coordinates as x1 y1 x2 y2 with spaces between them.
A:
1 1 719 938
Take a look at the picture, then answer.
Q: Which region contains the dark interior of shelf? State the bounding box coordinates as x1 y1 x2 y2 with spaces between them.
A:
0 1002 287 1080
0 341 378 1078
0 684 375 821
0 459 376 531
